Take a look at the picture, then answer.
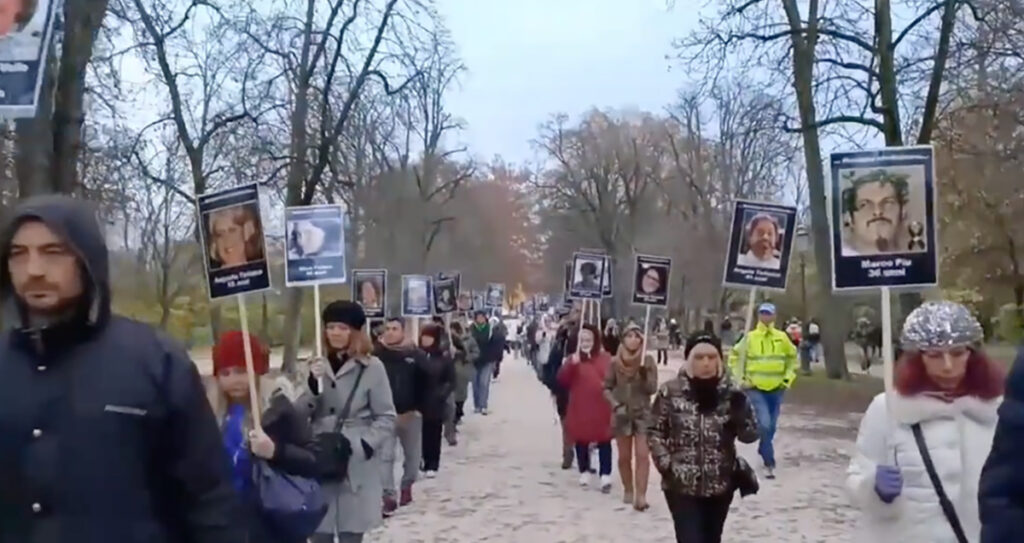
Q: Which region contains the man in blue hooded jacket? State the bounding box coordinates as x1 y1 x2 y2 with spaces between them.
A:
0 195 244 543
979 344 1024 542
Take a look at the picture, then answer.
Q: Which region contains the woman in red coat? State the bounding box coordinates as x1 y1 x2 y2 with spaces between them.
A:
558 323 615 493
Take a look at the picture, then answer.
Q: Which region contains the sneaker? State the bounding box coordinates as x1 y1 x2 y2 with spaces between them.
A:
400 486 413 506
382 496 398 517
578 473 591 487
446 436 458 446
481 408 489 416
425 470 437 479
600 475 613 493
765 466 776 480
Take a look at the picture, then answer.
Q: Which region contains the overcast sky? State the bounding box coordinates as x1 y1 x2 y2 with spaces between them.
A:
435 0 698 166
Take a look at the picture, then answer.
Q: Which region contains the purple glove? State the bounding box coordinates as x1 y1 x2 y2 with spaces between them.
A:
874 465 903 503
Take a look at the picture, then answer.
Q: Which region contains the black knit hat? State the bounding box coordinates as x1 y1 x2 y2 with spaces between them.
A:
684 331 722 358
322 300 366 330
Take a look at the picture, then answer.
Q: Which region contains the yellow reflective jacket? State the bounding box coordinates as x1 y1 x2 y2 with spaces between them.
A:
728 322 798 391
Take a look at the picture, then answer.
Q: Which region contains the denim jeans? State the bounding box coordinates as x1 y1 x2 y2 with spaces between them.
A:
472 363 494 410
746 388 784 468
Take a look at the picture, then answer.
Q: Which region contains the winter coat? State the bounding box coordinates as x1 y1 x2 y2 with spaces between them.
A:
419 350 456 421
846 392 1000 543
470 323 504 367
294 356 396 536
648 373 759 497
980 346 1024 543
543 325 575 417
0 196 244 543
374 343 428 415
558 350 614 443
652 325 670 351
452 333 478 403
603 353 658 436
241 391 320 543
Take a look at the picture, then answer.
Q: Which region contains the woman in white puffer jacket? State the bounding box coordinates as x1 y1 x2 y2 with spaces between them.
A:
846 301 1005 543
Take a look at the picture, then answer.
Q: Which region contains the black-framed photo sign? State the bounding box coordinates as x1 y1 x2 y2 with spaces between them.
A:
284 204 346 287
196 184 271 299
569 251 605 300
401 274 433 317
722 199 798 291
352 269 387 318
632 254 671 307
830 146 938 291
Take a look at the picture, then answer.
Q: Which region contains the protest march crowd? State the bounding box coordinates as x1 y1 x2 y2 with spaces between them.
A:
2 171 1024 543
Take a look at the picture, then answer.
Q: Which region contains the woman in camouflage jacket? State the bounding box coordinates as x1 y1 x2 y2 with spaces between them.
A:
648 331 759 543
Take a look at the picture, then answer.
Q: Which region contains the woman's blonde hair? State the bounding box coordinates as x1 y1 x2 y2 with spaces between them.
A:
323 328 373 359
206 373 297 430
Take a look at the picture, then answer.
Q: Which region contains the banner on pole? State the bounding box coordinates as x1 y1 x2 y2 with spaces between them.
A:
284 204 346 287
632 254 671 307
722 199 798 292
196 184 271 299
0 0 59 118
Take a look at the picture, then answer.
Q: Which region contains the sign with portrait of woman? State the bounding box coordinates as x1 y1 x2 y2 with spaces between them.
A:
351 269 387 318
196 184 271 299
632 254 671 307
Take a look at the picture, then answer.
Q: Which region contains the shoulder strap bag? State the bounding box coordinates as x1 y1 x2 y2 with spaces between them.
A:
911 423 969 543
312 363 367 481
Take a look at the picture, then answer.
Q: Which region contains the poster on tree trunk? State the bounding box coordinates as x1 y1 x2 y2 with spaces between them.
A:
829 146 938 291
352 269 387 318
196 184 271 299
283 205 346 286
632 254 671 307
0 0 58 118
722 199 797 291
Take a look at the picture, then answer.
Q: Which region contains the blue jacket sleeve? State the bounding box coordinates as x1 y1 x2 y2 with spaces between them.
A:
980 345 1024 543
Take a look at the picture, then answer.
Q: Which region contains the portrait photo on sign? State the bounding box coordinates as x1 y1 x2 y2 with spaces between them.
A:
723 200 797 291
433 277 457 314
830 146 938 290
456 291 473 312
352 269 387 317
0 0 49 61
196 185 271 299
632 254 671 306
472 291 485 311
284 205 346 286
486 283 505 308
570 252 605 299
402 275 432 317
837 167 929 257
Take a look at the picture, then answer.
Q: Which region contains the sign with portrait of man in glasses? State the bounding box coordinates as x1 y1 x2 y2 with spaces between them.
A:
830 146 938 290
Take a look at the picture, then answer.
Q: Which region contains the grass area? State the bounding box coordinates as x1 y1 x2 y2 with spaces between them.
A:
787 370 883 414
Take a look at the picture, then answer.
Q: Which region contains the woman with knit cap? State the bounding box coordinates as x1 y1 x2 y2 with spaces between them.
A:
845 301 1004 542
418 322 456 477
603 323 658 510
649 331 759 543
558 323 615 492
210 330 320 543
296 301 397 543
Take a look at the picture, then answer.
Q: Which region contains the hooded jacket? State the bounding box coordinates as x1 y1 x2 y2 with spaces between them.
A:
0 196 244 543
980 346 1024 542
373 340 429 415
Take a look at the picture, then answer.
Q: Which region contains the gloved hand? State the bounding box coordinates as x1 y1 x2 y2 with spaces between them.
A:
874 465 903 504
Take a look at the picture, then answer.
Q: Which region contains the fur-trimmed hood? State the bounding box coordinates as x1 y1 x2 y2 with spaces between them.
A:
888 392 1001 426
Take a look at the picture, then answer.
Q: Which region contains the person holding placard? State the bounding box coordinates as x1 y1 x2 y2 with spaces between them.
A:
0 195 245 543
727 303 798 480
846 301 1004 543
300 301 396 543
209 331 322 543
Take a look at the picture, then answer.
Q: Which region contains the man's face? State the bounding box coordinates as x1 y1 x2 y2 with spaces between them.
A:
850 181 903 251
747 220 776 258
211 214 249 267
7 221 84 315
475 314 486 325
758 312 775 325
383 321 404 345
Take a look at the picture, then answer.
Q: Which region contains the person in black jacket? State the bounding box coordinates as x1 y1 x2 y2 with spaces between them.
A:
0 195 244 543
980 344 1024 542
373 317 429 513
209 330 319 543
543 307 580 470
417 323 456 477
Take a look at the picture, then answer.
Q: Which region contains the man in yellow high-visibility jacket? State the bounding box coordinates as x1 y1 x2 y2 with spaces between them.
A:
728 302 798 479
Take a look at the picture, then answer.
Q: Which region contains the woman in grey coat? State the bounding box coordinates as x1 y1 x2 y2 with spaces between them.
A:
296 301 397 543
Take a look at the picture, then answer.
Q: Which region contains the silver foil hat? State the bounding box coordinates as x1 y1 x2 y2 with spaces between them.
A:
900 300 984 351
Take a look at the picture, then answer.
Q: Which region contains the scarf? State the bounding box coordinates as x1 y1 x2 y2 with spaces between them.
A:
689 376 721 414
222 403 252 497
615 346 643 378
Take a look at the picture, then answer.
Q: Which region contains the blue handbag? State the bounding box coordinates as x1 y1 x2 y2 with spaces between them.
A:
254 460 329 540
